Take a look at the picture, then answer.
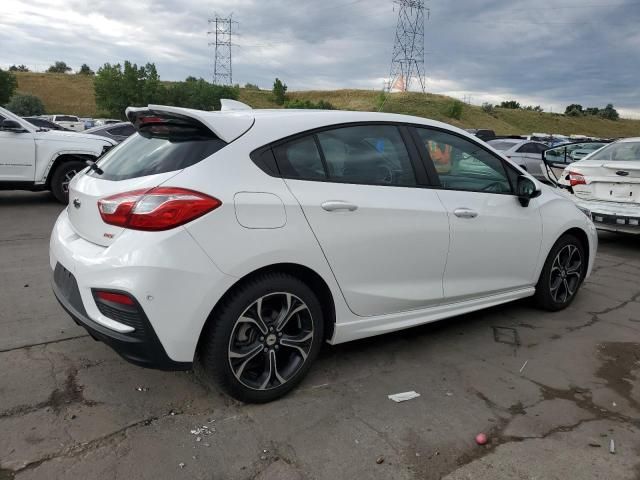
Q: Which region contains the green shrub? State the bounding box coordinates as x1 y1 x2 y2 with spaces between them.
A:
5 93 45 116
272 78 287 105
0 67 17 104
284 99 335 110
443 100 464 120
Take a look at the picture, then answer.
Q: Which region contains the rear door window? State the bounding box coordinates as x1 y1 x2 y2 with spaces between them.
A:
89 119 226 181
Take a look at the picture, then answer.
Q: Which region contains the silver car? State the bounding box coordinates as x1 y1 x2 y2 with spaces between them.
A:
487 139 548 181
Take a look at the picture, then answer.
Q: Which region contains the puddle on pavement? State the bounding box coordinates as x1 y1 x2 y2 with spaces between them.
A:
596 342 640 411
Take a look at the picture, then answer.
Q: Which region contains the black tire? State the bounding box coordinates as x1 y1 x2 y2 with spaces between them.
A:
198 272 324 403
534 234 586 311
50 160 86 204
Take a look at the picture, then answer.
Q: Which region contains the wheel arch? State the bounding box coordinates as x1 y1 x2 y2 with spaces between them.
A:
196 262 337 354
562 226 591 270
45 153 97 187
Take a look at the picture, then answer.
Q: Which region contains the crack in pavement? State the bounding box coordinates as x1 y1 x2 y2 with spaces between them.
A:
0 335 90 354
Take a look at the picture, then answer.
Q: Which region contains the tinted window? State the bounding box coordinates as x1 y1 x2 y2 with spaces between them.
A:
273 136 326 180
517 143 536 153
108 124 135 136
416 128 512 194
316 125 416 186
54 116 79 122
89 123 226 181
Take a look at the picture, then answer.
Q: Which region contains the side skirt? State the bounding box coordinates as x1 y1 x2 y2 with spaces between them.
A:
331 287 535 344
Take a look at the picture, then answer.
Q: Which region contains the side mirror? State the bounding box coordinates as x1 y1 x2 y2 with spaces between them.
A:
0 119 26 132
517 175 541 207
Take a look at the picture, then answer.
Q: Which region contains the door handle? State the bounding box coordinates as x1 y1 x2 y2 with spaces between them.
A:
454 208 478 219
321 201 358 212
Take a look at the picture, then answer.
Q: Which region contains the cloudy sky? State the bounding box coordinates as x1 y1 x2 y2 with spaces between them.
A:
3 0 640 116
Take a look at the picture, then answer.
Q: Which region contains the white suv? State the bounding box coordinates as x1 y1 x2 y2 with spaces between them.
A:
0 107 117 203
50 114 85 132
50 103 597 402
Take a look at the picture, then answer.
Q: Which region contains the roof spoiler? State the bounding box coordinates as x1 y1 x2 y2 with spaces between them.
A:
125 104 254 143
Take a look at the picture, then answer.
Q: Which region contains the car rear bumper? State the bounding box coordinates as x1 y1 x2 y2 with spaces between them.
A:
574 198 640 234
49 208 236 365
52 262 189 370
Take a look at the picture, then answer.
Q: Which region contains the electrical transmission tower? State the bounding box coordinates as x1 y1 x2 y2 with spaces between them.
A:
386 0 428 93
208 15 236 86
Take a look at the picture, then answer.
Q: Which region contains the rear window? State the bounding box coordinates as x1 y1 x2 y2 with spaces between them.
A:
589 142 640 162
55 116 79 122
488 141 518 151
88 119 226 181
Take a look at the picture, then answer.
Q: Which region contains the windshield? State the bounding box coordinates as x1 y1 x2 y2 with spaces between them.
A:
55 116 79 122
488 141 518 151
589 141 640 162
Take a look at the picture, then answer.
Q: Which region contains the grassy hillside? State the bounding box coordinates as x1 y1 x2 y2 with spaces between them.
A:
14 72 640 137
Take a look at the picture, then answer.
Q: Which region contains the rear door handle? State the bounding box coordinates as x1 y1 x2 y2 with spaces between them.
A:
321 201 358 212
454 208 478 219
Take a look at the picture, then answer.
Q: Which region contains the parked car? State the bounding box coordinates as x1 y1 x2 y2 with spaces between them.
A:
23 116 71 131
84 122 136 143
81 118 96 130
50 103 596 403
49 114 85 132
0 106 117 203
543 142 608 180
94 118 121 126
465 129 496 141
560 138 640 234
487 139 548 181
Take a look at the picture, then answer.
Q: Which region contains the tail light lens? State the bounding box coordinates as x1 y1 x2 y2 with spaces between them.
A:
567 171 587 187
98 187 221 231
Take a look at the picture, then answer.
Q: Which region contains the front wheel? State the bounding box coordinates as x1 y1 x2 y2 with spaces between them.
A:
50 160 86 204
198 272 324 403
534 234 586 311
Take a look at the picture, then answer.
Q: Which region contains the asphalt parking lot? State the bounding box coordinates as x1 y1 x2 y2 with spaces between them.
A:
1 190 639 480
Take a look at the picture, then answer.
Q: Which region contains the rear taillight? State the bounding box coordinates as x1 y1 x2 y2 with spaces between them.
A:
95 290 135 306
567 171 587 187
98 187 221 231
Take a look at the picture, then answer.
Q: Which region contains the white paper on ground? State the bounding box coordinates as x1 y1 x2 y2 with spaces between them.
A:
388 391 421 403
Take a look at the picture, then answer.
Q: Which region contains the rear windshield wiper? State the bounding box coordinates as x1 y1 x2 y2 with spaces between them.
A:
86 160 104 175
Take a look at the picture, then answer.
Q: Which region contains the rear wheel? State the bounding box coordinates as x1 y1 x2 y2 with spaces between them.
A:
198 272 324 403
534 234 586 311
50 160 86 204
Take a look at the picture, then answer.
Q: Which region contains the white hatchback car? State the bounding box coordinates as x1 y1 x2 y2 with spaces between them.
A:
50 103 597 402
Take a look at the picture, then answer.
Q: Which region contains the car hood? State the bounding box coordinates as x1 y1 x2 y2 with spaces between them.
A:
34 129 117 146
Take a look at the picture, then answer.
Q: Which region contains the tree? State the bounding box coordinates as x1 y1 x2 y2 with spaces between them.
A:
585 107 600 116
47 61 72 73
78 64 94 75
5 93 45 116
165 77 239 110
481 102 495 114
0 67 17 104
499 100 521 109
599 104 619 121
564 104 583 116
9 65 29 72
272 78 287 105
244 83 260 90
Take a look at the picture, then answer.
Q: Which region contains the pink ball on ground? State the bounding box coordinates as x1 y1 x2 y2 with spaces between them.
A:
475 433 488 445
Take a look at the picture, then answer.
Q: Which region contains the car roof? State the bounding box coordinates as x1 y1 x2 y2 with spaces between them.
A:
84 122 131 133
127 105 483 144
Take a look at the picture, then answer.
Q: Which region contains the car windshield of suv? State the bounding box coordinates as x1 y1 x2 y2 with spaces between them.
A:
488 141 518 151
55 116 78 122
589 142 640 162
89 120 227 181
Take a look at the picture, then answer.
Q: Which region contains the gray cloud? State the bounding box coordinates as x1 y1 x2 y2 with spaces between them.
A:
2 0 639 115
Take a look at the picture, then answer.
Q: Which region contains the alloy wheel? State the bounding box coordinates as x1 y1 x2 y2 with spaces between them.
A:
549 244 583 304
228 292 314 391
62 169 78 193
